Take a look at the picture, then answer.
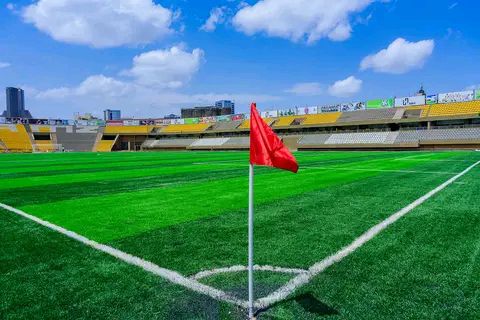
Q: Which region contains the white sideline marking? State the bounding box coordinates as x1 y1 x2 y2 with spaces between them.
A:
0 203 248 309
194 162 459 175
302 166 458 175
191 265 307 280
254 160 480 309
395 158 470 162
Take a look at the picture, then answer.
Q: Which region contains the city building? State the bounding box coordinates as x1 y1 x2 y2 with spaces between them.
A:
2 87 32 118
103 109 121 121
181 103 235 118
215 100 235 114
74 112 99 121
164 113 180 119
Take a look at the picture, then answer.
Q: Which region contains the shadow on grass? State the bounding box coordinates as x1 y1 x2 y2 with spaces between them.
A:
257 293 339 319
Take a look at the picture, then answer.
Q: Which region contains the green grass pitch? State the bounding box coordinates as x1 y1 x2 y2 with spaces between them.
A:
1 150 479 319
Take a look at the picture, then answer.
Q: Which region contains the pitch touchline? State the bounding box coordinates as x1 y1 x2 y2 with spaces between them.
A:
302 166 459 175
254 160 480 309
0 203 249 309
194 162 459 175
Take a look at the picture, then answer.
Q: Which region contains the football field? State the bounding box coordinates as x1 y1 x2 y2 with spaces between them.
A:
1 150 480 319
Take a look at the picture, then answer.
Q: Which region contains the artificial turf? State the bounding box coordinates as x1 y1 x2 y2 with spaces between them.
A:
1 150 479 319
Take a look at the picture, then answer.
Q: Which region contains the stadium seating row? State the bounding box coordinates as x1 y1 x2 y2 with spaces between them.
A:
142 127 480 150
0 124 33 152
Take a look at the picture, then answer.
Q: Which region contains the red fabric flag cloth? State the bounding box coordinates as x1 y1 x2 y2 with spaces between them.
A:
249 103 298 173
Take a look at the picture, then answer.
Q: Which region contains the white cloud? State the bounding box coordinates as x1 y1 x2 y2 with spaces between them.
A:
22 0 174 48
37 75 133 99
34 80 280 118
0 62 11 69
360 38 434 74
328 76 362 97
448 2 458 9
6 3 15 10
121 46 204 89
465 84 480 91
286 82 323 96
200 7 226 32
31 46 280 117
232 0 375 44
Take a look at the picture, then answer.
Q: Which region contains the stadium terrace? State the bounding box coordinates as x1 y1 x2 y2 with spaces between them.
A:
1 89 480 153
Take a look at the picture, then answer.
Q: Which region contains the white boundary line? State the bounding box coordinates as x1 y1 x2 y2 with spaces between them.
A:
190 265 307 280
301 166 458 175
0 203 248 309
2 160 479 312
254 160 480 309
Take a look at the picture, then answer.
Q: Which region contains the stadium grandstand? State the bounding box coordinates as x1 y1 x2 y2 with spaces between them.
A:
1 89 480 153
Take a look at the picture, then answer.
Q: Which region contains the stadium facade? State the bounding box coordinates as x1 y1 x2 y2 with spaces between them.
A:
1 89 480 153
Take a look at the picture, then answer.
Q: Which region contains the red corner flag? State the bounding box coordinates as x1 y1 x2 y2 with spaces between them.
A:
249 103 298 173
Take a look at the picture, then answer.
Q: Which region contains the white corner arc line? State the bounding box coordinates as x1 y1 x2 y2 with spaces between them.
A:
255 160 480 309
0 203 248 309
191 265 308 280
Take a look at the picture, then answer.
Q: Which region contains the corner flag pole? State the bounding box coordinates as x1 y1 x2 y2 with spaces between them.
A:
248 163 255 319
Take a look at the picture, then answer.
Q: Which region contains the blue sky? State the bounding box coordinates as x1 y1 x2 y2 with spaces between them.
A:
0 0 479 119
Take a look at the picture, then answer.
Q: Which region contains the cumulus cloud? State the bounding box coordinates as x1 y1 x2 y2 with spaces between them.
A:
286 82 323 96
232 0 375 44
121 46 204 89
465 84 480 91
0 62 11 69
22 0 174 48
34 80 280 118
360 38 434 74
31 46 280 117
37 75 133 99
200 7 226 32
328 76 362 97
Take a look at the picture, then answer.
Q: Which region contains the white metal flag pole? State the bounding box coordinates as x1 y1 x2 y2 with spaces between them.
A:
248 163 255 319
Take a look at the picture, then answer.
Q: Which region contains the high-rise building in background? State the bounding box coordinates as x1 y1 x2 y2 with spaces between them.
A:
103 109 121 121
2 87 32 118
181 101 235 118
215 100 235 114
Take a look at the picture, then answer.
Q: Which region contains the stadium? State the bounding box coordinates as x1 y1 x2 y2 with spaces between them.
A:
2 1 480 320
2 88 480 319
2 90 480 153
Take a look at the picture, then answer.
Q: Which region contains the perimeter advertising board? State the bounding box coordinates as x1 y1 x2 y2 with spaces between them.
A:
277 108 296 116
320 105 340 113
340 102 365 112
296 106 318 115
394 95 426 107
426 94 437 105
438 91 474 103
261 110 278 118
231 114 245 121
366 98 394 109
107 120 123 126
184 118 199 124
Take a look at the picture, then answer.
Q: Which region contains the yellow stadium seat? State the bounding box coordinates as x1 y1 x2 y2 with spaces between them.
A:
428 101 480 117
34 140 55 152
95 140 116 152
302 112 341 125
238 120 250 129
0 124 33 152
104 126 153 134
273 116 302 127
405 106 430 117
161 123 211 133
38 126 51 133
237 118 275 129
